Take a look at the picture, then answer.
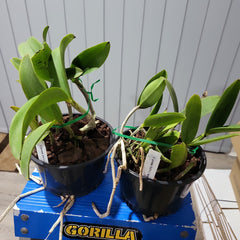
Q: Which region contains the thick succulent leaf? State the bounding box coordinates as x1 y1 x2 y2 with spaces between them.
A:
9 88 69 159
201 95 220 117
137 77 166 108
137 70 167 107
19 55 61 122
188 133 240 146
156 130 180 152
42 26 49 42
31 42 52 81
20 121 54 179
51 34 75 97
71 42 110 76
144 127 163 141
18 37 43 58
143 112 186 128
181 95 202 144
11 57 22 70
166 80 179 112
19 55 47 99
144 70 167 87
10 106 38 130
150 96 163 115
205 80 240 133
206 124 240 135
66 67 83 79
169 143 188 169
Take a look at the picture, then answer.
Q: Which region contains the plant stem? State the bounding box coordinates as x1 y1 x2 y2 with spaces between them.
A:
66 102 73 120
174 162 196 180
120 106 140 134
72 78 96 117
69 99 96 132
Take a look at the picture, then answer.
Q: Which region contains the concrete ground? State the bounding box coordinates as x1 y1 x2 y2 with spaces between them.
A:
0 151 237 240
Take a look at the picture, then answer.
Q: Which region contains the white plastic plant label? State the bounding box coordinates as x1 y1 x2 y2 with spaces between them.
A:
142 149 161 179
36 140 49 163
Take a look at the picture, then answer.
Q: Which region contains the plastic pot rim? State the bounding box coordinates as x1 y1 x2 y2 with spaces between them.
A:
117 145 207 187
31 115 115 169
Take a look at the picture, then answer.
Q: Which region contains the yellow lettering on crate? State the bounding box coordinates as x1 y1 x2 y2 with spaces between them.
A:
89 227 101 238
105 228 115 239
100 228 106 238
63 223 140 240
65 224 78 236
115 229 136 240
78 226 89 236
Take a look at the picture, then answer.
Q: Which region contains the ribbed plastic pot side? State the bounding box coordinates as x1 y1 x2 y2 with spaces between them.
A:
118 146 207 216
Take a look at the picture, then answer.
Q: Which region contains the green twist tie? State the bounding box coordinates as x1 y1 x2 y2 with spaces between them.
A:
112 126 173 148
188 146 199 155
113 126 200 155
79 78 100 102
49 80 100 129
52 101 90 129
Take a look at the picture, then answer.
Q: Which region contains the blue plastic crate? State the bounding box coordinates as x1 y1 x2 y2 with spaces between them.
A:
14 163 197 240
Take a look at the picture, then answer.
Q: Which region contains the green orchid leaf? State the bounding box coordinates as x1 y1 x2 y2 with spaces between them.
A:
205 79 240 132
19 55 47 99
201 95 220 117
169 143 188 169
143 112 186 128
166 80 179 112
11 106 38 130
137 77 166 108
42 26 49 42
20 121 54 179
157 130 180 152
144 127 163 141
188 133 240 146
66 67 83 79
19 55 62 122
18 37 43 58
10 57 22 70
206 124 240 135
150 96 163 115
144 70 168 87
181 94 202 144
71 42 110 76
137 70 167 108
51 34 75 97
31 42 52 81
9 87 70 159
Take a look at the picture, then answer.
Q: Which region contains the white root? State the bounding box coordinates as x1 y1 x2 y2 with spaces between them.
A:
93 106 140 218
92 139 128 218
45 195 75 240
103 145 114 174
0 186 45 223
92 140 121 218
139 147 145 191
142 214 159 222
15 163 42 185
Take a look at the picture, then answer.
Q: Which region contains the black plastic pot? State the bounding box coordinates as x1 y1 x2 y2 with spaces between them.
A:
31 117 114 197
118 146 206 216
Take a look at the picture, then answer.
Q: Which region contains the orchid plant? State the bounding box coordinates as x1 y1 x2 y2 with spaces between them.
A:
93 69 240 218
9 26 110 179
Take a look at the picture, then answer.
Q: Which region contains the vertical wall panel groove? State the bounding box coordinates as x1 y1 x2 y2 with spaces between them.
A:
183 0 211 106
132 0 146 125
1 0 240 152
205 0 233 91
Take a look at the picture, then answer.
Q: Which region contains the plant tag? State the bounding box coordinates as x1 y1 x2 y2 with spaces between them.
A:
142 149 161 179
36 141 48 163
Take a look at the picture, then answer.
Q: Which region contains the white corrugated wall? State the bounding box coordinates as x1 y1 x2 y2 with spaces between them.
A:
0 0 240 152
